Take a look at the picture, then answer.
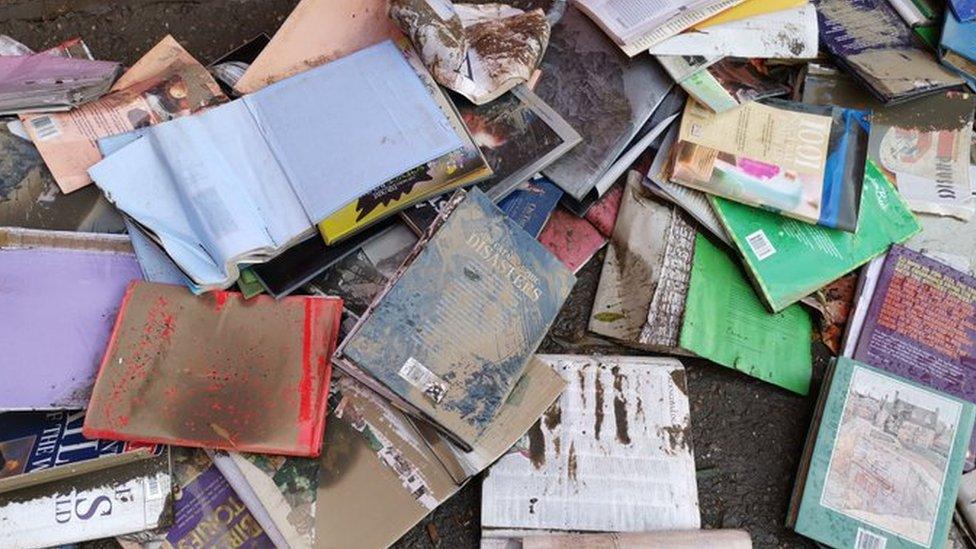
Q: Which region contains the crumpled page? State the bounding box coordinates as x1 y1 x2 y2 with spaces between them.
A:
390 0 549 105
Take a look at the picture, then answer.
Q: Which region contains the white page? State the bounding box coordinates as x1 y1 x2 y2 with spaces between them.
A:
246 40 463 223
481 355 700 532
648 5 819 58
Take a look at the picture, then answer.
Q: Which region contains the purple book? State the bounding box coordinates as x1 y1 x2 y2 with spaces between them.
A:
853 245 976 456
0 244 142 410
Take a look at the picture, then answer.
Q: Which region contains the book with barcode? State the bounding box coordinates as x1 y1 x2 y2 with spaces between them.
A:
0 450 173 548
711 159 921 313
334 188 575 450
589 176 813 394
788 357 975 549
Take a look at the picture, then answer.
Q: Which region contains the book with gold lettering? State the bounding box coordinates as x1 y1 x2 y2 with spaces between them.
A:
334 188 575 450
670 98 868 232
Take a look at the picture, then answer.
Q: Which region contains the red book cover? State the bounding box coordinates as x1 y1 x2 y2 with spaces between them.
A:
83 281 342 457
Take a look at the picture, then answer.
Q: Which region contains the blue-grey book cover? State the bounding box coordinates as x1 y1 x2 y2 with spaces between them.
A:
337 188 575 448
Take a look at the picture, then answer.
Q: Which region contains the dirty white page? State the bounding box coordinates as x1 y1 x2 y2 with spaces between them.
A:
648 4 819 58
481 355 700 532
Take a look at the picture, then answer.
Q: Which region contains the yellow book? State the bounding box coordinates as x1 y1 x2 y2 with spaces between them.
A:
694 0 806 29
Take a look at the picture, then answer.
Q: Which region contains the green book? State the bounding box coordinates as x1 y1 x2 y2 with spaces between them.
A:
711 160 920 313
789 357 975 549
680 234 813 395
236 267 266 299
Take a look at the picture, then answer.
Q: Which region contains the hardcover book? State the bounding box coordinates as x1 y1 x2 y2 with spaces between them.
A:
671 99 867 232
711 160 921 312
83 282 343 457
849 246 976 461
789 357 975 549
334 188 575 450
811 0 964 104
589 177 814 394
0 410 162 494
481 355 700 533
498 177 565 238
940 9 976 91
0 234 142 411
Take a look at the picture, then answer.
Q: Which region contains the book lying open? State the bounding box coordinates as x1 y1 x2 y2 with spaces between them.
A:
334 188 575 450
89 40 463 291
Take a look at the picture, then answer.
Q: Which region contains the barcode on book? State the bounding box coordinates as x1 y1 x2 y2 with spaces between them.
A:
855 528 886 549
745 229 776 261
144 473 162 500
399 357 448 404
28 115 60 141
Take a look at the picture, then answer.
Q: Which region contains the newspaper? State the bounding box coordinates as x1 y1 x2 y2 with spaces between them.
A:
21 35 225 193
390 0 550 104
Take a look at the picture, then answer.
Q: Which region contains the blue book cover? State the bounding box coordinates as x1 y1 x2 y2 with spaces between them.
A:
791 358 975 549
336 188 575 449
941 10 976 91
0 411 162 486
498 176 564 237
950 0 976 22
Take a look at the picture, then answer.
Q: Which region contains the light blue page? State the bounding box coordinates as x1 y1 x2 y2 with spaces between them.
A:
245 40 463 222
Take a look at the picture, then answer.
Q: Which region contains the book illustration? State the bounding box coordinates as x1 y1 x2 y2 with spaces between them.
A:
353 165 433 222
238 453 319 545
821 365 962 546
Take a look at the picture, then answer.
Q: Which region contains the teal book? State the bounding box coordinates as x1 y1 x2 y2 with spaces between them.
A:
789 357 975 549
711 160 920 312
334 188 575 450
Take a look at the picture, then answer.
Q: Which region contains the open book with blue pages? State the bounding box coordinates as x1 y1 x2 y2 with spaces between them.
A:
88 40 463 291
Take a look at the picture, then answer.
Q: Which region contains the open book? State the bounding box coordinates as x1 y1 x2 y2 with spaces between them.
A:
89 40 463 290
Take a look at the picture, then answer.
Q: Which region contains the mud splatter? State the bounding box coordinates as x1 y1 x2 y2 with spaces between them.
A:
577 369 586 406
527 421 546 469
529 497 538 514
594 373 604 440
543 402 562 430
593 311 625 322
670 368 687 396
660 424 691 454
613 396 631 445
567 440 578 483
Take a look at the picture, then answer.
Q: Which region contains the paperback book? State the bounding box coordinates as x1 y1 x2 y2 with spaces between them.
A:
334 188 575 450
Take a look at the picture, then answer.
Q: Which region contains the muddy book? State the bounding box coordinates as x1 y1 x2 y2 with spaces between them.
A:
83 282 343 457
789 357 975 549
846 246 976 464
588 177 813 394
480 355 700 533
334 188 575 450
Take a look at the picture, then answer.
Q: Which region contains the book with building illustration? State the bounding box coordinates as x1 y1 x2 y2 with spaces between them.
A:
789 357 975 549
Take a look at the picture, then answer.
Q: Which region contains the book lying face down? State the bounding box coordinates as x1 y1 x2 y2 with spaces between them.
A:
83 282 343 457
88 40 464 291
334 188 576 450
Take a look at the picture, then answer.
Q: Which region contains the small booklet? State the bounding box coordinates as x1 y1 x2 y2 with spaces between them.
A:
334 188 575 450
83 282 342 457
788 357 974 549
940 10 976 93
90 40 463 290
670 98 867 232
